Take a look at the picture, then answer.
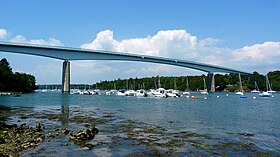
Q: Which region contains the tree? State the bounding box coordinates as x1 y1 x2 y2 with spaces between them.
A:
0 58 37 93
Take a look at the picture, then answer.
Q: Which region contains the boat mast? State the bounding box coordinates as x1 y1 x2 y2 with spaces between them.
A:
174 77 177 90
158 76 161 88
238 73 243 92
254 81 259 91
266 75 272 91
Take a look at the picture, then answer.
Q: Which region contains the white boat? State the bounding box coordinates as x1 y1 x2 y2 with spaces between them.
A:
136 89 148 97
259 75 273 97
125 90 137 96
235 73 244 95
251 81 260 93
116 89 126 96
268 83 276 93
183 77 191 95
166 89 180 97
152 88 167 98
259 91 272 97
105 89 117 95
200 78 208 95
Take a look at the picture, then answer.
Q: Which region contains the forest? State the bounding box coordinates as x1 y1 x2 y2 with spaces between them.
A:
0 58 37 93
92 71 280 92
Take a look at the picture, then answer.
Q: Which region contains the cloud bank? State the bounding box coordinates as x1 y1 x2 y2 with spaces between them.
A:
81 30 280 75
0 28 63 46
0 29 7 39
1 28 279 83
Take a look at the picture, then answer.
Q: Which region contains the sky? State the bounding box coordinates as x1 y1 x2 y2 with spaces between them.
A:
0 0 280 84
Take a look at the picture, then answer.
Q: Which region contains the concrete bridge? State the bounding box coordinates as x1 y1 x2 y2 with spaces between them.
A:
0 42 251 93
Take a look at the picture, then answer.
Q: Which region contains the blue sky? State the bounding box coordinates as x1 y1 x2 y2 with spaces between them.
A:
1 0 280 84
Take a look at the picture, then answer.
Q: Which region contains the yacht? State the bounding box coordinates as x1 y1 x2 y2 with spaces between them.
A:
200 78 208 95
251 81 260 93
166 89 180 97
183 77 190 95
235 73 244 95
125 90 137 96
136 89 148 97
259 75 273 97
116 89 126 96
152 88 167 98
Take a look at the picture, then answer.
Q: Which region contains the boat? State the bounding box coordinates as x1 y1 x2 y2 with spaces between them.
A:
116 89 126 96
152 88 167 98
183 77 190 95
200 78 208 95
125 90 137 96
235 73 244 95
166 89 180 97
136 89 148 97
259 75 273 97
166 78 180 97
251 81 260 93
105 89 117 95
268 83 276 93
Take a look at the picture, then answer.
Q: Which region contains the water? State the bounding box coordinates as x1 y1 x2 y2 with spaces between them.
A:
1 92 279 156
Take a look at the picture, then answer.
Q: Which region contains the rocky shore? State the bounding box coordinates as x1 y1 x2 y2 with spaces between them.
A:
0 123 45 156
0 105 278 156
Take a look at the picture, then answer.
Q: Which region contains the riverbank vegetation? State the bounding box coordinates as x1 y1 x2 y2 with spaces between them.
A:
90 71 280 92
0 58 36 93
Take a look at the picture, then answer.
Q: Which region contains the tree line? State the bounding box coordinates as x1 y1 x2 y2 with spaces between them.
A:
92 71 280 92
0 58 36 93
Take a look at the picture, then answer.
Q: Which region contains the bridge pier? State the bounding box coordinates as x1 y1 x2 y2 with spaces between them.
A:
207 72 215 92
62 60 70 93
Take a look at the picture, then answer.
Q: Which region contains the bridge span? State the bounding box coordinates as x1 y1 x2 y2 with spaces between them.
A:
0 42 251 93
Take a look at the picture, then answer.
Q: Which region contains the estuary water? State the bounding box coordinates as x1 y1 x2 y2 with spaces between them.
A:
0 92 279 156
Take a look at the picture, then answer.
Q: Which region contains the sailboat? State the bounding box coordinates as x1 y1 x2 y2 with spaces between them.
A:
259 75 273 97
183 77 190 95
200 78 208 95
151 76 167 98
251 81 260 93
235 73 244 95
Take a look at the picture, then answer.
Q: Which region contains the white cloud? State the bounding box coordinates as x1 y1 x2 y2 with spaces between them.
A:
10 35 63 46
81 29 204 59
0 29 7 39
232 42 280 64
80 30 280 77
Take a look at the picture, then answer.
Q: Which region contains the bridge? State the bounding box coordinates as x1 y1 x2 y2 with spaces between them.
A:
0 42 251 93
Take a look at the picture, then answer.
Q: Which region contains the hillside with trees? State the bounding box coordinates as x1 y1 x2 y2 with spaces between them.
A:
92 71 280 92
0 58 36 93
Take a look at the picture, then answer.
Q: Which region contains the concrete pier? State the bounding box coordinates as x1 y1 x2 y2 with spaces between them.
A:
62 60 70 93
207 72 215 92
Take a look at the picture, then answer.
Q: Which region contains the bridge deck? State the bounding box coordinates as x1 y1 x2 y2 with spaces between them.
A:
0 42 251 75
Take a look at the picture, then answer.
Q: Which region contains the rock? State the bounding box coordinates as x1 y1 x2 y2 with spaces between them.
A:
69 127 99 142
60 128 70 134
0 137 4 144
36 123 44 129
79 144 94 150
84 124 91 128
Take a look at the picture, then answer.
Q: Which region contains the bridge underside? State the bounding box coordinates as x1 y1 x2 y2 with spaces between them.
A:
0 42 251 93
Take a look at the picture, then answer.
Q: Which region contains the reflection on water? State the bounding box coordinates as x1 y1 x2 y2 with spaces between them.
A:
61 94 69 125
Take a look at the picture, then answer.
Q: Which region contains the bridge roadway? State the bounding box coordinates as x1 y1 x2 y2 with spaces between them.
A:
0 42 251 93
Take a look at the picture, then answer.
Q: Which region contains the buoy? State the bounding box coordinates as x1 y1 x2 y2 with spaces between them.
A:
186 95 190 98
217 96 220 98
191 96 198 99
204 97 207 99
253 96 256 99
226 94 229 96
